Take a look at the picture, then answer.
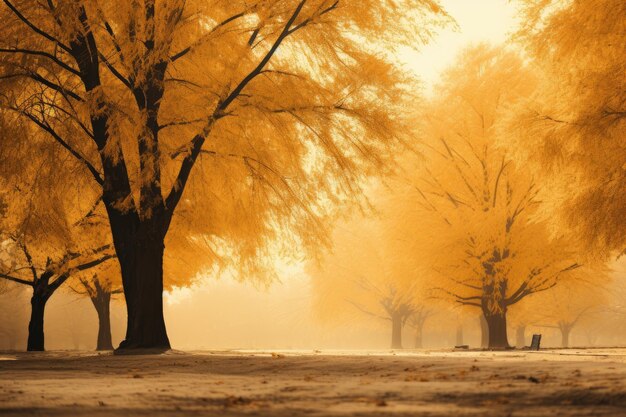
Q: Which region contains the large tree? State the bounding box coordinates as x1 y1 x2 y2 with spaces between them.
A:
0 0 447 350
385 45 583 348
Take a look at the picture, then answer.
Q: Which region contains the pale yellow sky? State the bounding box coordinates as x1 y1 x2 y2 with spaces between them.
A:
401 0 519 93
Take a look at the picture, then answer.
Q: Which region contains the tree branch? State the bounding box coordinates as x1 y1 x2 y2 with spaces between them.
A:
98 52 132 89
17 241 38 283
0 72 83 102
0 48 79 75
49 252 116 293
20 111 104 185
2 0 72 53
288 0 338 33
170 12 246 63
164 0 309 224
0 272 33 286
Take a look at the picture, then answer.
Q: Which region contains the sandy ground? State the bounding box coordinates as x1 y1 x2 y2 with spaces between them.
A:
1 349 626 416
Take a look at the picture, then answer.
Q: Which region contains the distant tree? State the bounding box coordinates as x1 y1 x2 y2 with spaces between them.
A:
407 306 433 348
309 217 429 349
0 0 448 350
512 0 626 257
0 281 29 350
477 314 488 348
352 279 417 349
0 119 115 351
533 279 607 348
72 269 122 351
0 237 114 351
385 45 582 348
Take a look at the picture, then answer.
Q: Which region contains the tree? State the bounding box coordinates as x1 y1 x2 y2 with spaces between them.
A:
532 278 607 348
407 306 433 348
70 222 205 351
0 0 448 350
0 236 115 351
512 0 626 256
477 314 489 348
385 45 582 348
308 216 427 349
0 280 29 350
72 268 122 351
0 116 115 351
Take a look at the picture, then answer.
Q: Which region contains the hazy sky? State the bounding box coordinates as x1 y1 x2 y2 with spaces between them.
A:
163 0 522 346
401 0 519 93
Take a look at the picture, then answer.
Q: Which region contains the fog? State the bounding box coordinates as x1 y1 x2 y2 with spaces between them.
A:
3 257 625 351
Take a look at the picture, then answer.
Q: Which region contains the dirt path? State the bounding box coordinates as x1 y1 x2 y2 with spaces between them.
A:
1 349 625 416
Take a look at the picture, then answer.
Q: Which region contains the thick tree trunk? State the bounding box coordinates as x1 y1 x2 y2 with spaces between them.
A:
67 2 172 353
27 294 47 351
515 325 526 348
479 314 489 348
455 324 464 346
483 310 509 349
391 313 403 349
114 220 170 351
92 290 113 351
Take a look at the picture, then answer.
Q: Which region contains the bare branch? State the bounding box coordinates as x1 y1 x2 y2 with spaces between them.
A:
170 12 246 62
19 111 104 185
0 273 33 286
0 48 79 75
98 52 132 89
347 300 390 321
49 252 116 293
288 0 339 33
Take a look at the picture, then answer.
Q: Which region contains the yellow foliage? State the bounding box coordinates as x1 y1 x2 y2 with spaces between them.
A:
512 0 626 255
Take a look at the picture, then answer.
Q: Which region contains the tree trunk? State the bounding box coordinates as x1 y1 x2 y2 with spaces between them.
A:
391 313 403 349
27 293 47 351
414 326 423 348
455 324 464 346
483 310 509 349
479 314 489 348
515 325 526 348
560 325 571 348
114 220 170 351
91 289 113 351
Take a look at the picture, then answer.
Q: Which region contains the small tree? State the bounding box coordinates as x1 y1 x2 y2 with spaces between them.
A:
0 280 28 350
309 216 428 349
72 270 122 351
0 238 114 350
407 306 433 349
350 279 418 349
0 120 115 351
532 280 606 348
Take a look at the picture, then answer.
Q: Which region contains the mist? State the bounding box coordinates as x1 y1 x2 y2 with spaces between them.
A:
1 0 626 416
